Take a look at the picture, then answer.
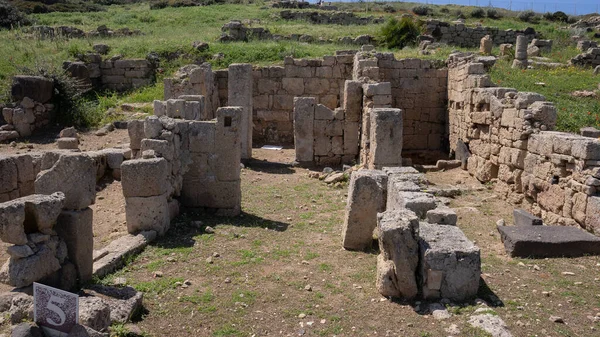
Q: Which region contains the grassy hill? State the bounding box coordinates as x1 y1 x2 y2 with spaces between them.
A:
0 1 598 132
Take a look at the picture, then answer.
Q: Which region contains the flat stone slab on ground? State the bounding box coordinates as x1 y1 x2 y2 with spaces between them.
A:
497 225 600 258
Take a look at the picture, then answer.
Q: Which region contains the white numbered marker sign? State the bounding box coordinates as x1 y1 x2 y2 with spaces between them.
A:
33 283 79 337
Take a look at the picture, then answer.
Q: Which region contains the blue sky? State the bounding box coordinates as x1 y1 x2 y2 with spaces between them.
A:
316 1 599 15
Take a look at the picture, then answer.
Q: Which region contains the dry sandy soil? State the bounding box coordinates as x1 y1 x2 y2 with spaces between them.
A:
1 131 600 337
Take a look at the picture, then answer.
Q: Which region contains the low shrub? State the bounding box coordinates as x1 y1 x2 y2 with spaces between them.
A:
412 5 430 16
383 5 396 13
379 16 422 49
440 7 450 14
455 10 466 20
471 8 485 19
486 8 500 19
518 10 536 22
0 0 31 29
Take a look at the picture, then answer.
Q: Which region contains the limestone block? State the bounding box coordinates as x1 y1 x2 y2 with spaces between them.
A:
388 191 437 218
11 75 54 103
368 108 403 169
125 194 170 236
228 63 253 160
166 99 185 119
141 139 173 161
426 206 457 225
572 192 587 224
419 223 481 301
343 81 363 123
121 158 168 197
153 100 166 117
78 296 111 332
144 116 163 139
475 160 498 182
21 192 65 234
343 122 360 156
585 196 600 233
55 208 93 283
571 138 600 160
188 121 216 153
282 78 304 95
0 245 61 288
376 254 399 297
214 107 242 182
315 104 334 120
35 154 96 211
537 184 565 214
341 170 387 250
0 156 18 194
127 120 144 151
180 177 241 212
57 138 79 150
377 210 420 299
0 199 27 245
293 97 315 163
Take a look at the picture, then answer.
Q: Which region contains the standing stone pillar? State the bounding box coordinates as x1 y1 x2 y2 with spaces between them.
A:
228 64 253 160
479 35 492 55
293 97 315 164
512 35 528 69
341 169 388 250
368 108 403 169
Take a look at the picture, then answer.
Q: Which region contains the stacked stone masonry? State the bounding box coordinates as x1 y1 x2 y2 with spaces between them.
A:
447 52 600 234
424 19 537 48
570 47 600 67
64 54 156 92
279 10 384 25
342 167 480 301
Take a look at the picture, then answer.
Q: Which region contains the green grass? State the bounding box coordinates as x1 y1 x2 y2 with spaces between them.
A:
490 59 600 132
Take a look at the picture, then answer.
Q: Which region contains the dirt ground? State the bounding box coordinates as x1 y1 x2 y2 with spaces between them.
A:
1 132 600 337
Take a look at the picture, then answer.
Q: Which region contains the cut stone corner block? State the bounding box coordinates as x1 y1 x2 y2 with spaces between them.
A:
368 108 403 169
389 191 437 218
341 169 388 251
377 209 420 300
419 223 481 301
125 193 170 237
426 206 457 225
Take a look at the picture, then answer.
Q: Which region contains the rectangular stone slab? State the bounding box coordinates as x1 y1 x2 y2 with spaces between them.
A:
513 208 543 226
497 225 600 258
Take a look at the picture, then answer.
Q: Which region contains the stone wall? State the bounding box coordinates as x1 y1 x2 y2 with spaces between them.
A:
64 54 156 92
424 19 537 48
447 52 600 234
280 10 384 25
125 100 242 228
570 47 600 67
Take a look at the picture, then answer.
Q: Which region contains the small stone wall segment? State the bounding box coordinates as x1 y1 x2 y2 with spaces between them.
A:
419 223 481 301
1 76 55 141
447 52 600 234
164 63 219 120
181 107 242 216
570 47 600 68
367 108 403 170
293 97 315 163
376 55 448 157
279 10 384 25
424 19 537 48
63 54 155 92
341 170 387 250
228 64 253 159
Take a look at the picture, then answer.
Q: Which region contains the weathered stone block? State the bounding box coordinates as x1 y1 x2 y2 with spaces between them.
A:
22 192 65 234
419 223 481 301
57 138 79 150
35 154 96 210
125 194 170 236
426 206 457 225
55 208 93 283
377 210 419 299
293 97 315 163
0 245 61 288
121 158 168 198
368 108 403 169
513 208 543 226
0 199 27 245
341 170 387 250
585 196 600 234
127 120 144 151
387 191 436 218
0 157 18 194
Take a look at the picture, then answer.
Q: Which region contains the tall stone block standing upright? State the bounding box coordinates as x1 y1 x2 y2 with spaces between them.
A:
293 97 315 163
341 170 387 250
368 108 403 169
480 35 492 55
228 63 253 160
55 208 94 283
512 35 528 69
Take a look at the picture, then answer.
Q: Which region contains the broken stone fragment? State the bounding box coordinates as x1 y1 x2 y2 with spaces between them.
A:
79 296 111 332
0 245 61 288
0 199 27 245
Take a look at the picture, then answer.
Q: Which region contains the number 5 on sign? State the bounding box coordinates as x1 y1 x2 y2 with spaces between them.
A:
33 283 79 337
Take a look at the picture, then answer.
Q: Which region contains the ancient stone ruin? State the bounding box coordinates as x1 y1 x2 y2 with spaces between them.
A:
424 19 537 48
279 10 384 25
